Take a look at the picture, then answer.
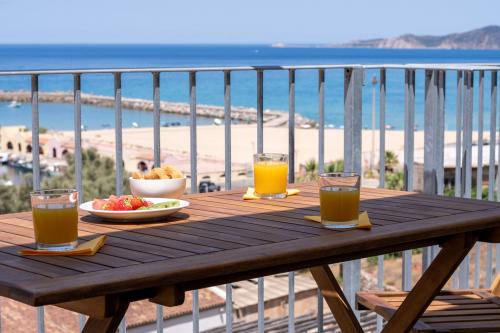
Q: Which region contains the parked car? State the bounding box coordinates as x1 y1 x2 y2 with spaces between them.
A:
198 179 221 193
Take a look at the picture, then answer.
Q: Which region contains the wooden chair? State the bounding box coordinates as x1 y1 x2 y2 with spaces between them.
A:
356 274 500 332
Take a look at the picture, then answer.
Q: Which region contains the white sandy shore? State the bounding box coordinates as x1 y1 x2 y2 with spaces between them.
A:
61 125 485 177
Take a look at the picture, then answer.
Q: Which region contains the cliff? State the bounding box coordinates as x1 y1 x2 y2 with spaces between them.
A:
274 26 500 50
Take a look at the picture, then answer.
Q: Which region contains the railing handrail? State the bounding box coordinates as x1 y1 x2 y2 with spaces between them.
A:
1 63 500 76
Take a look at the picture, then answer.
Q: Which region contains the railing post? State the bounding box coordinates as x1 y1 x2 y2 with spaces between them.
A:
430 70 446 260
288 69 295 183
403 68 415 292
488 71 498 287
423 69 439 196
114 73 123 196
73 73 87 331
462 70 474 199
377 254 384 332
458 70 474 288
153 72 161 167
31 74 40 191
436 70 445 197
288 271 295 333
452 70 464 288
344 67 363 174
37 306 45 333
257 70 264 154
155 303 163 333
455 71 463 198
423 69 444 271
189 71 198 193
488 71 497 202
474 70 485 288
403 69 415 192
225 283 233 333
378 68 387 332
343 67 363 311
318 69 325 174
188 71 200 333
476 70 485 201
153 73 164 331
73 74 83 202
258 277 264 333
192 289 199 333
32 73 44 333
224 71 232 190
316 288 323 333
224 70 234 332
379 68 386 188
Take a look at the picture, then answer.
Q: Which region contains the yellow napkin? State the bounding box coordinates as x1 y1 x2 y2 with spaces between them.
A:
243 187 300 200
304 211 372 229
19 235 107 256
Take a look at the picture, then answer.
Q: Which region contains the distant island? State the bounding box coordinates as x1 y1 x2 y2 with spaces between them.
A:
273 26 500 50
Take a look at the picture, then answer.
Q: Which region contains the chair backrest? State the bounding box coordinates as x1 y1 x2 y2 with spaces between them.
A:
491 273 500 296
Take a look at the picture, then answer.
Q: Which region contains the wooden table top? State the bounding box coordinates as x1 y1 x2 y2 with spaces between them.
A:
1 183 500 307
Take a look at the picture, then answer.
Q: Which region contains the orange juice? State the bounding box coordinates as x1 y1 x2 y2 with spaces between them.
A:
254 161 288 197
320 186 360 225
32 206 78 245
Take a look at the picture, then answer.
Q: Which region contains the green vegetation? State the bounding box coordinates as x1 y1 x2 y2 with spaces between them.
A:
443 185 492 200
385 171 404 190
298 159 345 182
367 249 422 265
0 175 33 214
0 148 129 214
384 150 399 172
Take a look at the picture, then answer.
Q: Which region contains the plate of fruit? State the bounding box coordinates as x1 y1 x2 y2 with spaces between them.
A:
80 195 189 221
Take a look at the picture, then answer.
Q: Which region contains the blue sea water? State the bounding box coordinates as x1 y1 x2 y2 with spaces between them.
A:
0 45 499 131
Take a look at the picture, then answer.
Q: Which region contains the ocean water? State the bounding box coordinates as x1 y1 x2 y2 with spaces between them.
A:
1 45 500 131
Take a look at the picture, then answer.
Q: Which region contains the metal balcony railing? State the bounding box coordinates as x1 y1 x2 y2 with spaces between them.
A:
0 63 499 332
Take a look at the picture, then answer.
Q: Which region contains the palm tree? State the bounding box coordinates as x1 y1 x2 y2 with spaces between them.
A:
384 151 399 172
325 160 344 173
304 159 317 173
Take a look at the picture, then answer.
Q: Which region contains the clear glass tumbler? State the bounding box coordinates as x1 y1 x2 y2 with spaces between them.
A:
253 153 288 199
30 189 79 251
318 172 360 229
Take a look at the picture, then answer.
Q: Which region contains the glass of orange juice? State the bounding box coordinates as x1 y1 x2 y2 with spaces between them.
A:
253 153 288 199
318 172 360 229
30 189 79 251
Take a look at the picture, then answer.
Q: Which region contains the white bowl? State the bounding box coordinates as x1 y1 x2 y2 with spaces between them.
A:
129 177 186 199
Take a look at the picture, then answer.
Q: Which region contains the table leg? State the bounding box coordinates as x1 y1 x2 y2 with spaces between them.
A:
81 299 130 333
310 265 364 333
381 233 477 333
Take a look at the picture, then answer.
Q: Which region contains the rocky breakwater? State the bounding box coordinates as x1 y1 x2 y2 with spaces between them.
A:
0 91 310 127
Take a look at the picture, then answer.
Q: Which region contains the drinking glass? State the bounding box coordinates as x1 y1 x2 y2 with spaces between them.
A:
253 153 288 199
318 172 360 229
30 189 79 251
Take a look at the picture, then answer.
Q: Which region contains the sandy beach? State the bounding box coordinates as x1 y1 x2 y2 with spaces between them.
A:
60 125 484 181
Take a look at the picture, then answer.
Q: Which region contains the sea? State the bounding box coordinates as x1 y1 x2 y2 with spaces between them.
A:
1 45 500 131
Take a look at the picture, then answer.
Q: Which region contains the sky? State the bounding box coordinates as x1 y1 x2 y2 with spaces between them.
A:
0 0 499 44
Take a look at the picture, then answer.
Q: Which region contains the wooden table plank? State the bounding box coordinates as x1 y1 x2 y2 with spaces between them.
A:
148 224 269 246
76 217 222 254
80 218 245 251
0 222 141 268
0 218 167 263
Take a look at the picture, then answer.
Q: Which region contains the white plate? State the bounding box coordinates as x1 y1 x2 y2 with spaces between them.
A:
79 198 189 222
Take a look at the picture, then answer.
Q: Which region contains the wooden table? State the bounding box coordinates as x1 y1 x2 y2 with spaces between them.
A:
1 184 500 333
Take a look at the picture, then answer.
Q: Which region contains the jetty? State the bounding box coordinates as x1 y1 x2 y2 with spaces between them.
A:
0 91 310 126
